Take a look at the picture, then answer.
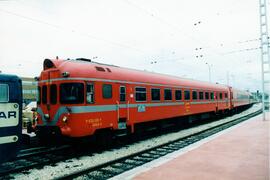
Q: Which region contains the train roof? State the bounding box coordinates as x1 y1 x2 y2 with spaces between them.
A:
0 73 20 82
231 87 250 95
40 58 229 91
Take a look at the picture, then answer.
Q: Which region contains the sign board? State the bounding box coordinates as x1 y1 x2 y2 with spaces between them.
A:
0 103 19 128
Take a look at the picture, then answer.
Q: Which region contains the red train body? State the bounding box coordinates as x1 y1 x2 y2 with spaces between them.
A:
35 58 252 138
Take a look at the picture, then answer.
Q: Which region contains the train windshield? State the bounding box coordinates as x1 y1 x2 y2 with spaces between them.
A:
60 83 84 104
0 84 9 102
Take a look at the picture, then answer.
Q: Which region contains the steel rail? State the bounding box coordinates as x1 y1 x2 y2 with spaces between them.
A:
0 145 72 177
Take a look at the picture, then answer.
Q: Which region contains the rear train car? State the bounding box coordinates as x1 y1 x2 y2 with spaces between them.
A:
230 88 252 111
0 74 22 163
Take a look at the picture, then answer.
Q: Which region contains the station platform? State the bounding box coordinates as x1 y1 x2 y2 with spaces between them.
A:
112 113 269 180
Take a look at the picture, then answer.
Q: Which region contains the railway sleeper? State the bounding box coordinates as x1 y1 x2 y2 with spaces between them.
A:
86 171 107 179
158 146 179 151
122 160 143 167
132 156 153 162
110 163 130 171
98 167 121 177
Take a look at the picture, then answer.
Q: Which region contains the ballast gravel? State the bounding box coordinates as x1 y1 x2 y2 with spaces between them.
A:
10 104 261 180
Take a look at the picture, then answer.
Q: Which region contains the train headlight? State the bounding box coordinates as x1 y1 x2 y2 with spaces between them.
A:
62 116 68 123
44 114 50 120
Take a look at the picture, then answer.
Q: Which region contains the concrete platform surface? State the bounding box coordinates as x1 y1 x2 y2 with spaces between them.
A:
129 114 270 180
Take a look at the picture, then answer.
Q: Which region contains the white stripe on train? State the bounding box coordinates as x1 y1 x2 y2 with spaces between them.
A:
0 135 18 144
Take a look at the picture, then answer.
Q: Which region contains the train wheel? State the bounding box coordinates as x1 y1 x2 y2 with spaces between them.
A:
95 129 113 149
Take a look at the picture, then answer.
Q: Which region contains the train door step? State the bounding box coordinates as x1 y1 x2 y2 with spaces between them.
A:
118 122 127 129
115 129 128 137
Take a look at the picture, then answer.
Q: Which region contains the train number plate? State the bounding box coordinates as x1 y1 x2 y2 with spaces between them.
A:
118 122 127 129
0 103 19 128
137 105 146 112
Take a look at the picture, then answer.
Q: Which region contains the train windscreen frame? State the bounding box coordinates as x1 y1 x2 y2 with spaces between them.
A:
0 84 9 102
60 83 84 104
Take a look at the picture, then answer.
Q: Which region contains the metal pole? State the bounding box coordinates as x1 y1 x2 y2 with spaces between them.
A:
259 0 270 120
227 71 229 86
206 63 211 82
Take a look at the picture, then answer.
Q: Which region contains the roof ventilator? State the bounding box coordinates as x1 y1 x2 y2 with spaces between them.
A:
95 66 106 72
76 58 92 62
62 72 70 77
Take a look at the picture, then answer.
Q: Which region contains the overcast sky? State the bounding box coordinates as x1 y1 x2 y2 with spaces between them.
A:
0 0 269 91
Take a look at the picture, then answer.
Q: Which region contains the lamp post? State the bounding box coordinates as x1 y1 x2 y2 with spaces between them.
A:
205 63 212 82
259 0 270 120
226 71 229 86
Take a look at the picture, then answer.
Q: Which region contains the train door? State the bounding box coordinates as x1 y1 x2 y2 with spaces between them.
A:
86 82 94 104
48 84 58 122
117 85 128 130
0 75 22 163
229 87 233 109
40 60 61 124
41 71 58 124
183 89 191 113
214 92 218 112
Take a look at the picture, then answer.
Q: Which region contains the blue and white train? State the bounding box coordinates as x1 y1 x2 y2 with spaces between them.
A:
0 74 22 163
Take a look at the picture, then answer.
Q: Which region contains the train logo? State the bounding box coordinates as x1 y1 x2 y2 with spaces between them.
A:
0 103 19 127
0 111 17 119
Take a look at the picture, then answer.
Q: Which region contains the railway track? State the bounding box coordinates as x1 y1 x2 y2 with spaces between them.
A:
17 145 72 160
0 145 72 177
57 109 262 180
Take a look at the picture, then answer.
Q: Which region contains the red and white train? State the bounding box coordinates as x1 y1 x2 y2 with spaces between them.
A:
34 58 253 139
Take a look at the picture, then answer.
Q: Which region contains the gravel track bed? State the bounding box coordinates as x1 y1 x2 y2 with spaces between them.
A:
8 104 261 180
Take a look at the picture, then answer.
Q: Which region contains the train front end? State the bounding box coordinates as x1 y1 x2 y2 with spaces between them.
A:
35 59 98 140
0 74 22 163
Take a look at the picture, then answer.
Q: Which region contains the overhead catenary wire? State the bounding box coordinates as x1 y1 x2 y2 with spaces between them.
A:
122 0 257 57
0 1 263 89
222 45 270 55
0 4 208 79
0 8 146 54
122 0 215 49
2 1 259 61
121 0 255 73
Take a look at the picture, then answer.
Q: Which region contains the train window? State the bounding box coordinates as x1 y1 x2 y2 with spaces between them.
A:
135 87 146 101
103 84 112 99
37 86 41 104
86 83 94 103
219 93 223 99
60 83 84 104
42 85 47 104
199 91 204 100
106 68 112 72
120 86 126 102
192 91 198 100
184 90 190 100
164 89 172 100
211 92 214 100
95 66 106 72
175 90 182 100
0 84 9 102
225 93 228 99
205 92 209 100
50 84 57 104
151 88 160 101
